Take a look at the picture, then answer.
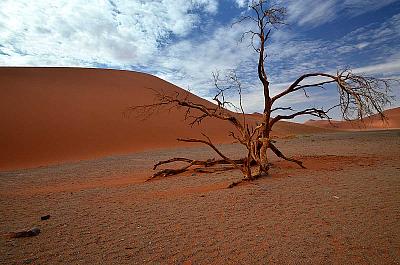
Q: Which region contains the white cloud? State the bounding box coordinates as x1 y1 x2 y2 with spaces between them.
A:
355 42 369 49
153 21 256 96
353 58 400 76
0 0 218 67
284 0 398 27
234 0 249 8
343 0 398 15
287 0 338 27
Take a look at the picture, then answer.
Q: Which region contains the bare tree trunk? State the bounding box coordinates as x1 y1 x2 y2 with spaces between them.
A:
127 0 392 187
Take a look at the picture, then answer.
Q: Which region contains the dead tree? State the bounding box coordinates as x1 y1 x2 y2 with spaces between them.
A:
129 0 393 185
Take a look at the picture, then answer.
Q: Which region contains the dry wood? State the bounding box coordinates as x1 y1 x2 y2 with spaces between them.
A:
148 157 247 181
130 0 393 186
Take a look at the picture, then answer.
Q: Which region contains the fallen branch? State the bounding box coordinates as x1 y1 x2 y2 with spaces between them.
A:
177 134 242 170
153 157 244 170
148 157 248 181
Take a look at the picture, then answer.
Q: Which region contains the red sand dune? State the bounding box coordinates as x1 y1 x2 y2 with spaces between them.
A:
305 107 400 130
0 67 330 170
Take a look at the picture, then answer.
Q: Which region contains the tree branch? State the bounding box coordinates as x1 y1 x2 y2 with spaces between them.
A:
271 106 295 112
269 142 305 169
127 88 245 133
271 73 337 103
270 108 331 127
271 70 393 122
177 133 242 170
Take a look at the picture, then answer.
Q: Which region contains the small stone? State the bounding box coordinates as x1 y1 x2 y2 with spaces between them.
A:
41 215 50 221
9 227 40 238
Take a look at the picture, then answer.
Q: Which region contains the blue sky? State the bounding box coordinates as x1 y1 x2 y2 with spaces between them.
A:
1 0 399 121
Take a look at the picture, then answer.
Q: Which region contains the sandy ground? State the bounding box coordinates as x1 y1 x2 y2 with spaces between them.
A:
1 130 399 264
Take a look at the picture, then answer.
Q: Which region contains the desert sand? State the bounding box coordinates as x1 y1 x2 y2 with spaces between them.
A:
1 130 399 264
0 67 331 171
1 67 399 264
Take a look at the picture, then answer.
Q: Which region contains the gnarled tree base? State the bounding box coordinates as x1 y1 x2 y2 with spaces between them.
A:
147 143 305 188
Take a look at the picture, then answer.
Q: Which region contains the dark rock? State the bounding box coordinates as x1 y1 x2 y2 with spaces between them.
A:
41 215 50 221
9 227 41 238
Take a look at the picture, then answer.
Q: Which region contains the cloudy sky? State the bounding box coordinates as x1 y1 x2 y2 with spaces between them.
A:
1 0 399 121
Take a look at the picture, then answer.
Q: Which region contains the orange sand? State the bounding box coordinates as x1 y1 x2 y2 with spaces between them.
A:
0 67 330 170
1 130 399 264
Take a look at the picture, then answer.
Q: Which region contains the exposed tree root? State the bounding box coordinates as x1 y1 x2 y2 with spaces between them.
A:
227 179 246 188
227 172 266 188
148 142 304 184
153 157 244 170
153 158 195 169
147 157 247 181
149 167 191 180
194 166 237 173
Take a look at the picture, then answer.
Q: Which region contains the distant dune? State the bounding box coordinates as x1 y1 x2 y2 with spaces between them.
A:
0 67 331 170
305 107 400 130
